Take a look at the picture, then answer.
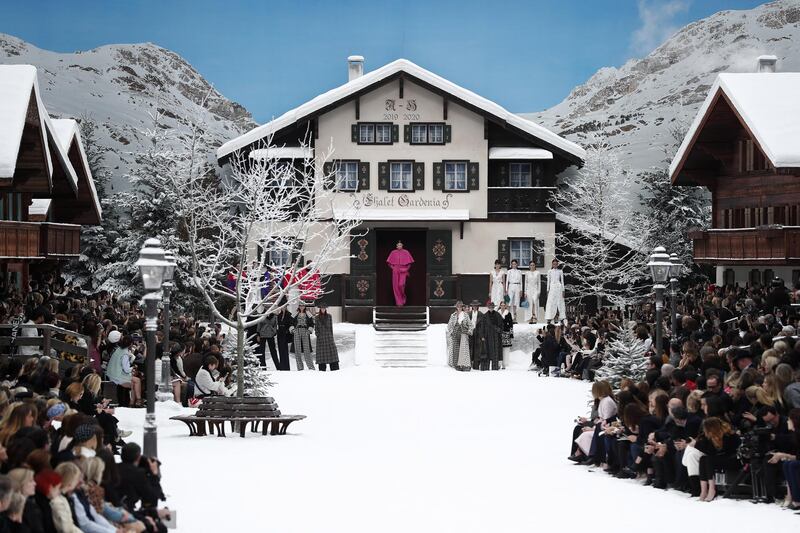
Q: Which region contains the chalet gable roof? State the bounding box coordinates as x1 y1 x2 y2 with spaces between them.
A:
0 65 79 195
217 59 585 164
52 119 103 223
670 72 800 183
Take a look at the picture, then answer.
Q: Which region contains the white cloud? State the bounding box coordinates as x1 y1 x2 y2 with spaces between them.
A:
631 0 691 56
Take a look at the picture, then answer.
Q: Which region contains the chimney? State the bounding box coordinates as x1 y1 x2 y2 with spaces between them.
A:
756 55 777 73
347 55 364 81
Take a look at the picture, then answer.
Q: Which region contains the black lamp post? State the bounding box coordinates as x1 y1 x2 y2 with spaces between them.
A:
157 251 177 402
669 253 681 342
647 246 671 358
136 238 168 457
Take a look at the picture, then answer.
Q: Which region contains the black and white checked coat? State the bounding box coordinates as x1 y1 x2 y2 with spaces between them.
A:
313 313 339 365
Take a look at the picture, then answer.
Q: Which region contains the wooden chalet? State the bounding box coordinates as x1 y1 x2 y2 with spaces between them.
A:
670 57 800 287
0 65 102 291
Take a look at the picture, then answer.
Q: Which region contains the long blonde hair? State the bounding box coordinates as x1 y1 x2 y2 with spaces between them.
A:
702 417 733 449
82 373 102 396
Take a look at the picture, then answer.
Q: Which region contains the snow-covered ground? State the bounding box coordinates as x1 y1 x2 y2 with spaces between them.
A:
114 333 799 532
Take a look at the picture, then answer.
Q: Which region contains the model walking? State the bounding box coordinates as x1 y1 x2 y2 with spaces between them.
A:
489 260 505 307
544 259 566 323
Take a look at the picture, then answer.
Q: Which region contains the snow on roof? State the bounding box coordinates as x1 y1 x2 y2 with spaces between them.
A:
52 118 103 221
0 65 44 178
670 72 800 179
29 198 51 216
556 212 642 252
488 147 553 160
217 59 585 162
249 147 313 160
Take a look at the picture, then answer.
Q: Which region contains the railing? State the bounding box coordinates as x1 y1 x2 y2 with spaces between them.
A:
0 221 81 259
487 188 551 215
690 226 800 265
0 323 92 367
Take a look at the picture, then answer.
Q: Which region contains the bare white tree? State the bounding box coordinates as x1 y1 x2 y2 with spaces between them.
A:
170 132 361 397
550 142 650 310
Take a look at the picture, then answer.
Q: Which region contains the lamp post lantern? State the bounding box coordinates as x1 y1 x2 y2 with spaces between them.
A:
157 251 177 403
668 253 681 343
135 238 169 458
647 246 671 359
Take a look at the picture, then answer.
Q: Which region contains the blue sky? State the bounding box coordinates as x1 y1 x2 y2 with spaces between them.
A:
0 0 765 123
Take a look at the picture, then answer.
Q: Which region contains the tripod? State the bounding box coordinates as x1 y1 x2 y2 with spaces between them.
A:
722 459 768 501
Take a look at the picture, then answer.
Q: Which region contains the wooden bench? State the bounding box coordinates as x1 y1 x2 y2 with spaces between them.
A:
170 396 305 438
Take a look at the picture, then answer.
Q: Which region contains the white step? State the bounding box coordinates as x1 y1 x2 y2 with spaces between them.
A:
373 330 428 367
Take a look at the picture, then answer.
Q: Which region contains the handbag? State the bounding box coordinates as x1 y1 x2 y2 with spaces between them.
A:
519 298 529 308
503 294 510 304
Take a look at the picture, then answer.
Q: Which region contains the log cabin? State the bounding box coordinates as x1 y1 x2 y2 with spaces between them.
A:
0 65 102 292
670 56 800 289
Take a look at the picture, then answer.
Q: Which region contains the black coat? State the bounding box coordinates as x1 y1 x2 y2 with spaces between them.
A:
117 462 161 510
541 334 559 367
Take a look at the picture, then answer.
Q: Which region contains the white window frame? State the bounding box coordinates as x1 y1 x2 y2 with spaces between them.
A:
510 162 532 187
509 239 535 268
411 124 427 144
428 123 444 144
375 123 392 144
359 123 375 144
267 247 291 268
444 162 467 191
390 162 413 191
336 161 358 191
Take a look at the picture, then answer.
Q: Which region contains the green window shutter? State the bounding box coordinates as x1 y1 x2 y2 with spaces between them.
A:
444 124 452 143
392 125 399 143
413 161 424 191
468 162 480 190
322 161 334 190
403 125 410 143
357 161 370 191
378 162 389 190
351 124 358 143
497 240 509 267
432 162 444 190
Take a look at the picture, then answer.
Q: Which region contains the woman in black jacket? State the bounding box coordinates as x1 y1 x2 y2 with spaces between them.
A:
539 324 559 376
694 417 741 501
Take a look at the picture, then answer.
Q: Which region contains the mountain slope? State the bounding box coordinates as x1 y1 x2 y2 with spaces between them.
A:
0 33 256 191
523 0 800 172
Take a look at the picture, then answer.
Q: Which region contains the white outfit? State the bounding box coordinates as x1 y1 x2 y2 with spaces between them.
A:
505 268 522 312
194 367 233 397
575 396 617 455
490 269 505 306
544 268 566 322
524 270 541 322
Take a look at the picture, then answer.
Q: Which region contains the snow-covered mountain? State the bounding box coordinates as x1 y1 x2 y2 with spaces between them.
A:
523 0 800 173
0 33 255 191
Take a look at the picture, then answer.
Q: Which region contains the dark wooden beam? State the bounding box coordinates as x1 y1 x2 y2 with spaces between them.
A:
355 97 360 120
443 97 448 120
399 77 404 99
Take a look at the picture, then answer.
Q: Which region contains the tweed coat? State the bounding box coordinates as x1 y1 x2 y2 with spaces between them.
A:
313 312 339 365
446 311 472 370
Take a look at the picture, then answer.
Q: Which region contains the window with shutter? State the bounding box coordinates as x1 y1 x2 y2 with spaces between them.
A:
497 240 509 267
444 162 467 191
351 124 358 143
444 124 452 143
357 162 370 191
378 163 389 190
413 162 424 191
403 125 410 143
468 162 480 190
357 122 393 144
392 125 399 143
432 163 444 190
389 162 413 191
335 161 358 191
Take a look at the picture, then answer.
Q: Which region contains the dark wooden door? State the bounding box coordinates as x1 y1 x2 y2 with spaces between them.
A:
376 229 426 306
427 229 456 305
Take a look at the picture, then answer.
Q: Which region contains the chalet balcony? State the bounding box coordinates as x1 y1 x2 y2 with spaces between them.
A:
690 226 800 265
487 187 553 219
0 221 81 259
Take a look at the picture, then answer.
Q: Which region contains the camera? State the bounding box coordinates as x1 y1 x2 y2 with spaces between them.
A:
738 426 772 460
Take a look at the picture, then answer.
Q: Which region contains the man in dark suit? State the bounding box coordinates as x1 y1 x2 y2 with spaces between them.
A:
276 307 293 370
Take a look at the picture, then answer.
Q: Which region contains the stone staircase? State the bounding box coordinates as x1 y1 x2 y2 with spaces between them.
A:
373 306 428 367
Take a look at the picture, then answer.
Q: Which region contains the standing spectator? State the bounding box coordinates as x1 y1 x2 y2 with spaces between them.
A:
314 303 339 371
275 307 293 371
256 312 279 369
498 301 514 369
291 303 315 371
106 333 142 407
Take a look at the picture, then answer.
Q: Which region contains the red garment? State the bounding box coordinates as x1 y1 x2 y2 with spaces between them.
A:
386 249 414 306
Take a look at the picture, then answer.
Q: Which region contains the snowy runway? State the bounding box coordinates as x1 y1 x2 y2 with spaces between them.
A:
116 368 798 532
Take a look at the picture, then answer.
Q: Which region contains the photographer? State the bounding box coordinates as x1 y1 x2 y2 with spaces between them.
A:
118 443 169 533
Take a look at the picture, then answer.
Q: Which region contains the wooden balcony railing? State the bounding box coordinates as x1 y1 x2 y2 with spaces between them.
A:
487 187 552 217
0 221 81 259
691 226 800 265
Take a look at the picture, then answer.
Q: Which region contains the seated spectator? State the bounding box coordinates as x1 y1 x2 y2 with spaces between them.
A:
693 417 741 501
192 355 234 402
106 335 142 408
